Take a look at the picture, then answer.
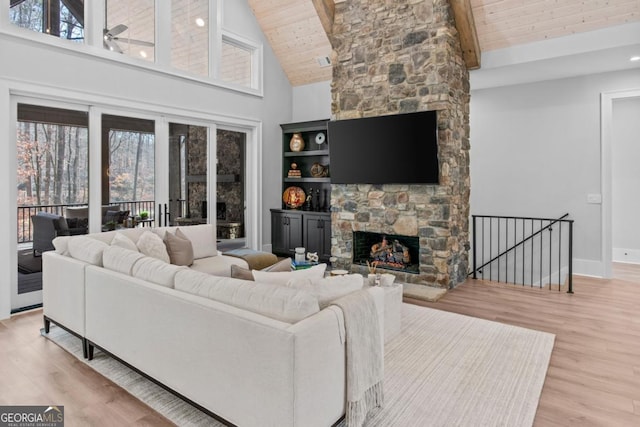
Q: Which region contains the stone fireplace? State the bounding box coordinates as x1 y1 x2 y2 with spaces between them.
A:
353 231 420 274
330 0 470 288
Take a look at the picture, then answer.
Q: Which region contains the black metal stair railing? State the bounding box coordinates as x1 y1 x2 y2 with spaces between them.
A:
470 214 574 293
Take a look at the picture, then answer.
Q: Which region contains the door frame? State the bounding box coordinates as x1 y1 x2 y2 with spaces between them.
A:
3 82 263 316
600 88 640 278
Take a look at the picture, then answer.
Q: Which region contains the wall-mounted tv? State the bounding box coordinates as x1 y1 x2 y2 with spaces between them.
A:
328 110 439 184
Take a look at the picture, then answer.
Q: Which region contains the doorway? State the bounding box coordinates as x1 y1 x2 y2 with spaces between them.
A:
601 89 640 279
14 103 89 311
216 129 247 251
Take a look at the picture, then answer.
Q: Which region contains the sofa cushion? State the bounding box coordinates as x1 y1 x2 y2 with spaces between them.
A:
174 269 320 323
252 263 327 285
136 231 170 263
103 246 146 275
287 274 365 309
132 256 186 288
190 255 247 277
164 228 194 266
230 257 292 281
67 236 109 266
173 224 216 259
111 233 139 251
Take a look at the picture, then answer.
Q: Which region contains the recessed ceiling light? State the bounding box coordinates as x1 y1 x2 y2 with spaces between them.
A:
195 18 206 27
140 50 148 58
630 56 640 62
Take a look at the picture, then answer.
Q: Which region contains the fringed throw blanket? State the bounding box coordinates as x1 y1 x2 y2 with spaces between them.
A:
332 290 384 427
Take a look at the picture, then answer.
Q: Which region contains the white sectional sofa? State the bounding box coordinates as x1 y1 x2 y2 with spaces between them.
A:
42 224 384 427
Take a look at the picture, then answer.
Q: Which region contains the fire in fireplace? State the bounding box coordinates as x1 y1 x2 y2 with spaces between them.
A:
353 231 419 274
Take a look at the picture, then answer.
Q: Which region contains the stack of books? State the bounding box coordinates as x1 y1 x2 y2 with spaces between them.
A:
291 260 318 270
287 169 302 178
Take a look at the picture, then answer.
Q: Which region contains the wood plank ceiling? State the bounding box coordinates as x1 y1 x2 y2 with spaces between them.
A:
250 0 640 87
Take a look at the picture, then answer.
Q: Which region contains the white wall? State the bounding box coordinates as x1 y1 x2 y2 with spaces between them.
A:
0 1 292 319
291 81 332 122
470 69 640 276
612 97 640 263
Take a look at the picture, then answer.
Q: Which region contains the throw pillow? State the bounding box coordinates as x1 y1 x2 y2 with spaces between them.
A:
111 233 139 252
286 274 365 308
67 236 109 266
164 228 194 266
252 263 326 285
230 257 292 281
136 231 170 263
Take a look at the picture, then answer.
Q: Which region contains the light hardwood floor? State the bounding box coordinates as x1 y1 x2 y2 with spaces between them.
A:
1 264 639 426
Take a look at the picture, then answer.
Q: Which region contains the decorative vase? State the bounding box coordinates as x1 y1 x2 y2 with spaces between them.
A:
289 133 305 152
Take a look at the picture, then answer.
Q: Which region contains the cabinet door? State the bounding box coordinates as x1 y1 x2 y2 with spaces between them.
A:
286 214 303 253
304 214 331 261
271 212 288 255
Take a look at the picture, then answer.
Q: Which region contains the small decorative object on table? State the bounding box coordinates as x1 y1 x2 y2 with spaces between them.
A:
307 252 319 263
367 260 381 286
294 247 306 263
289 133 305 152
139 210 149 220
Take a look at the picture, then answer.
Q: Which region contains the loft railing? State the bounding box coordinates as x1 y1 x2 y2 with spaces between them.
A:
17 200 155 243
470 214 574 293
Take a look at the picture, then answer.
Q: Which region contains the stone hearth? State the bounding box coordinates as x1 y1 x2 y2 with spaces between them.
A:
330 0 470 288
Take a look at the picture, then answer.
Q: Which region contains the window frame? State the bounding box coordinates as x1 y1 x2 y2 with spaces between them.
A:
2 0 264 97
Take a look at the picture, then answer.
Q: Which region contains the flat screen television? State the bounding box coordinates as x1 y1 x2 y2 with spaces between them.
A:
328 110 439 184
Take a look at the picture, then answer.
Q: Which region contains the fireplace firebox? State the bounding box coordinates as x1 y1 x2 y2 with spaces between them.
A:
353 231 419 274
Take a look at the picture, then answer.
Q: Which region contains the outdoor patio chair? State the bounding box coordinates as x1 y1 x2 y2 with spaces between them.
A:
31 212 87 257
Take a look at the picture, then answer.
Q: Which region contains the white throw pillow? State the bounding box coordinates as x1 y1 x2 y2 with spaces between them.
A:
132 256 186 288
136 231 170 263
173 224 217 259
103 246 145 275
52 236 72 255
252 263 327 285
67 236 109 266
174 269 319 323
111 233 139 252
287 273 365 308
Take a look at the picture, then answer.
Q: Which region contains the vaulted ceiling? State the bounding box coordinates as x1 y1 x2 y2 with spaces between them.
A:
249 0 640 87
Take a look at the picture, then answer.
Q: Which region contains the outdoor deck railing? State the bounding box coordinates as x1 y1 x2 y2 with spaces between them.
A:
17 201 155 243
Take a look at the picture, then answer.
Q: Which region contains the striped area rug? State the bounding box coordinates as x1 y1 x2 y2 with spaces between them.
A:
44 303 554 426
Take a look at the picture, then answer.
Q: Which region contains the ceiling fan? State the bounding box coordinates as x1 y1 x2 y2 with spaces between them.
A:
103 24 154 53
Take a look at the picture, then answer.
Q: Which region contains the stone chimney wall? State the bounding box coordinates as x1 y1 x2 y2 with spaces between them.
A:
330 0 471 288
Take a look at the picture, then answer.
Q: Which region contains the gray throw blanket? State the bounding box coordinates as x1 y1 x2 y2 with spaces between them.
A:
332 290 384 427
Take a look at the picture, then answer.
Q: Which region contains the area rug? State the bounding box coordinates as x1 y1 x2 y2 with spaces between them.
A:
43 304 554 426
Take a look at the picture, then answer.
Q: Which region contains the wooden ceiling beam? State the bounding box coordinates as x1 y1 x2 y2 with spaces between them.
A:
311 0 335 38
449 0 481 69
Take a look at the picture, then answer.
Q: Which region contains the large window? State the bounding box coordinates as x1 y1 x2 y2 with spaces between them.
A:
171 0 208 77
10 0 84 41
6 1 262 93
220 36 253 88
104 0 155 62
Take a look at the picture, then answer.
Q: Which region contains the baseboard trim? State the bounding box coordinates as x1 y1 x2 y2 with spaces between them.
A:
573 258 604 278
612 248 640 265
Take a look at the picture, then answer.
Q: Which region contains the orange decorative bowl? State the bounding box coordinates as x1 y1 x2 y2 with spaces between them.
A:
283 186 306 209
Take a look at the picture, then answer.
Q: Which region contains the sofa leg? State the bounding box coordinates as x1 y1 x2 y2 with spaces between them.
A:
87 341 94 360
43 316 50 333
82 338 88 359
